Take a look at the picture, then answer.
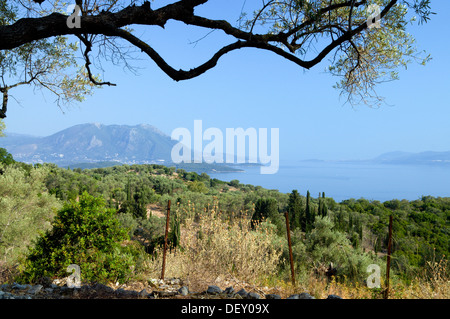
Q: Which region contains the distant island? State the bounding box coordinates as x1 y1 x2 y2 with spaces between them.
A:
299 151 450 166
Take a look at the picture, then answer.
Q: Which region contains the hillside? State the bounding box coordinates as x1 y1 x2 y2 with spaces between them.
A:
0 157 448 299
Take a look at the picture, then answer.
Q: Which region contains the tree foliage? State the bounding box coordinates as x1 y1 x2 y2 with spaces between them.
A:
0 0 99 119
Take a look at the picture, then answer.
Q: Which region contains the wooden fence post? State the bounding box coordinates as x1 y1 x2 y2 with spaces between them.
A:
384 215 393 299
161 200 171 280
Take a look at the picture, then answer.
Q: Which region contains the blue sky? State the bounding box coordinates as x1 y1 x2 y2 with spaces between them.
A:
3 0 450 163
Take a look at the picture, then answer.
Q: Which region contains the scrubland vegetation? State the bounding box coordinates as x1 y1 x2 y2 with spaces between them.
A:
0 148 448 298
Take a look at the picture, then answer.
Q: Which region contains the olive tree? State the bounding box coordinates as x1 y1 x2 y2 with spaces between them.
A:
0 0 433 117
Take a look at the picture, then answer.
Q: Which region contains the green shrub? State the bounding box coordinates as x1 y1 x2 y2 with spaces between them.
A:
305 216 377 283
0 164 62 267
19 192 136 284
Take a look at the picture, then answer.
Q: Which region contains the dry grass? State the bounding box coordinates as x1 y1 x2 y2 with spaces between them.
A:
398 259 449 299
143 208 282 293
137 202 449 299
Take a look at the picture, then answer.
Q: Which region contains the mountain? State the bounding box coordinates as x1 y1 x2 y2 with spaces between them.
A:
297 150 450 166
0 123 176 166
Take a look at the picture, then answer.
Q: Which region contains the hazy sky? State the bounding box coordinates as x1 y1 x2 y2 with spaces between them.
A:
2 1 450 162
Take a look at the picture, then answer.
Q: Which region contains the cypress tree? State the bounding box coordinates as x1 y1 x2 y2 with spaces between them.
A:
322 192 328 217
288 190 302 230
323 202 328 217
318 195 323 217
305 190 312 232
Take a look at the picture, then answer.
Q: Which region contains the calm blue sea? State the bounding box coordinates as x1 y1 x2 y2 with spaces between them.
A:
209 160 450 202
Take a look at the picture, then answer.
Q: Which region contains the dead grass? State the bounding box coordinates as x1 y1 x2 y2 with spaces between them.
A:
138 202 449 299
143 208 282 293
399 259 449 299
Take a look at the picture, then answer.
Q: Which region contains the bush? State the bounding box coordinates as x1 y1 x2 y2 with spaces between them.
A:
19 192 137 284
0 164 62 267
305 216 377 283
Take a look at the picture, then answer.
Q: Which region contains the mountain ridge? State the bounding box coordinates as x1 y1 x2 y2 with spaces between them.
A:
0 123 176 166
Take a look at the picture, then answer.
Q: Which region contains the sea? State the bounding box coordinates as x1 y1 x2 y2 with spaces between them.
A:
208 160 450 202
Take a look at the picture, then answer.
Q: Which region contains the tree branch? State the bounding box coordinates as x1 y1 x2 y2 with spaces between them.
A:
77 34 117 86
0 0 398 85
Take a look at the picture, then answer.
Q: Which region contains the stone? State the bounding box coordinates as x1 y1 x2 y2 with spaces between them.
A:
224 287 234 295
115 288 139 298
236 288 248 298
92 283 114 294
327 294 342 299
139 289 150 298
12 283 31 290
169 278 181 285
265 294 282 299
28 285 43 295
206 285 222 294
178 286 189 296
153 291 177 298
247 292 261 299
287 294 299 299
298 292 315 299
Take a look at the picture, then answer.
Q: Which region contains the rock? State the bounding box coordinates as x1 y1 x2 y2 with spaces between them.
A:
178 286 189 296
72 288 80 297
287 294 299 299
139 289 150 298
206 285 222 294
247 292 261 299
115 288 139 298
169 278 181 285
152 291 177 298
92 283 114 294
224 287 234 295
12 283 31 290
236 288 248 298
28 285 43 295
298 292 315 299
265 294 282 299
327 294 342 299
